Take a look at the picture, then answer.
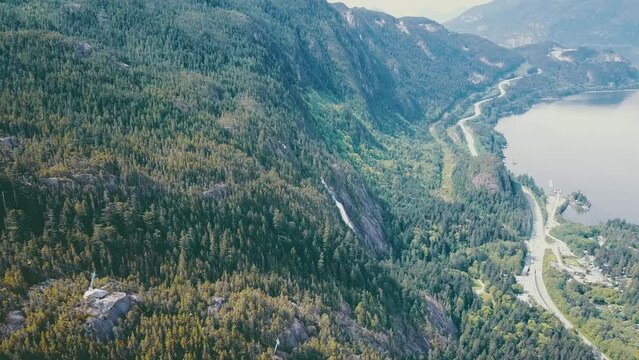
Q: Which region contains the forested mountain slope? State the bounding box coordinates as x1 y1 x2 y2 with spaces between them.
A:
0 0 613 358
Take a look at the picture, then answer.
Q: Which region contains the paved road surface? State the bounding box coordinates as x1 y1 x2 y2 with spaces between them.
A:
458 75 525 157
518 188 573 324
518 188 609 360
457 71 608 358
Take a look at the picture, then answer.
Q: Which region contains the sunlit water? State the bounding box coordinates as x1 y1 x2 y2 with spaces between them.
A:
496 91 639 225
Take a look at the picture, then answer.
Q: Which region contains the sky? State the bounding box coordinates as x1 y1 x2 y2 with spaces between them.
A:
330 0 492 22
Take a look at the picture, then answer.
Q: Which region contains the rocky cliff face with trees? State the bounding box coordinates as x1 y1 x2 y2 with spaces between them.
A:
0 0 629 358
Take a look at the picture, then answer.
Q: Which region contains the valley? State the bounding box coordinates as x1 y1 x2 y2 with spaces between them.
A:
1 0 638 359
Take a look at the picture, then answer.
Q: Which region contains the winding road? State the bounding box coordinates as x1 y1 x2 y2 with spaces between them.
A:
458 71 542 157
455 72 608 358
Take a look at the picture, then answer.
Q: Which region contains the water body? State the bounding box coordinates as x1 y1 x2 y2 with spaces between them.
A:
496 91 639 225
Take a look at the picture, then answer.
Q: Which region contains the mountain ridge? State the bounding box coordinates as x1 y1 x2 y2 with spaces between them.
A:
446 0 639 64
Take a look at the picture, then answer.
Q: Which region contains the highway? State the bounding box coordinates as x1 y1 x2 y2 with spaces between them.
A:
518 188 609 360
455 70 609 358
518 188 573 324
458 75 526 157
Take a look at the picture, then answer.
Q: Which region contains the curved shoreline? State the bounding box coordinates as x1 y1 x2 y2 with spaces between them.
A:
457 72 611 358
457 73 529 157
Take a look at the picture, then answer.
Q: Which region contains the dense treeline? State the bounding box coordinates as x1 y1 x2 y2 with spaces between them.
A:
548 221 639 359
544 250 639 360
0 0 598 358
552 220 639 304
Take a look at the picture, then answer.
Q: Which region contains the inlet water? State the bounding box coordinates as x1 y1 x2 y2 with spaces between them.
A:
497 91 639 225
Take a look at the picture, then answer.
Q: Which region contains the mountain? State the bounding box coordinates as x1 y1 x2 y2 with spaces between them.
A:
517 42 638 86
330 3 523 122
0 0 629 358
446 0 639 64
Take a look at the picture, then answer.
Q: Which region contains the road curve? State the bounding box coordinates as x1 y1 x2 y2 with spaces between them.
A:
458 70 542 157
455 70 607 358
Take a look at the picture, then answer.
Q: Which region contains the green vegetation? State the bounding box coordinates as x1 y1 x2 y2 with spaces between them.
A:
517 174 548 224
0 0 617 358
552 220 639 280
551 222 599 256
560 191 592 214
544 250 639 360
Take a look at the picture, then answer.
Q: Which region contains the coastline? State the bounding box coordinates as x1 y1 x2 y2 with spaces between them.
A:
495 88 639 225
460 75 639 359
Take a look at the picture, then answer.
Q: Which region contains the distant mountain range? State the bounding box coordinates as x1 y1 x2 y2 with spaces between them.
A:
446 0 639 64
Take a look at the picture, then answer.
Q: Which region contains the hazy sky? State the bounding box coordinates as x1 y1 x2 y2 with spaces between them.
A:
331 0 491 22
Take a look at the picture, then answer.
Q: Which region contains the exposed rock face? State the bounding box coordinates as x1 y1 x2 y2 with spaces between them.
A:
72 173 118 189
393 320 432 355
82 288 140 340
325 165 388 256
43 174 118 191
0 136 17 149
333 309 431 356
0 310 26 338
84 288 109 300
470 156 513 194
273 351 290 360
73 41 92 57
43 177 78 190
202 183 229 199
471 172 501 193
423 295 458 339
334 311 390 355
283 318 309 350
207 296 227 315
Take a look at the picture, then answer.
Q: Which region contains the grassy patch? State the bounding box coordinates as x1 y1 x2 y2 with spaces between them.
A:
435 148 456 201
563 256 582 268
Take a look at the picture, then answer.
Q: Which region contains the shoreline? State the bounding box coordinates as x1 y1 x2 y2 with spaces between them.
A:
495 87 638 226
457 72 534 157
459 76 630 359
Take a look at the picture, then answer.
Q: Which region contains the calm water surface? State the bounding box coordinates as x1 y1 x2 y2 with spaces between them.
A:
496 91 639 225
